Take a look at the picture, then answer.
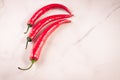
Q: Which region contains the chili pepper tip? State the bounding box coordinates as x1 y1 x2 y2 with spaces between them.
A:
70 14 74 17
24 24 32 34
18 60 36 71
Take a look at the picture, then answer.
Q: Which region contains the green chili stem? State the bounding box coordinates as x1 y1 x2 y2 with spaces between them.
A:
25 40 28 49
18 60 36 71
24 24 32 34
25 37 32 49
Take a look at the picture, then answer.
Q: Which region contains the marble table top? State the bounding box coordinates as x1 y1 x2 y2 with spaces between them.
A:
0 0 120 80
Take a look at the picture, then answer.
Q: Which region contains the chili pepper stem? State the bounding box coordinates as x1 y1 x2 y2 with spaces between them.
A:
18 60 36 71
25 37 32 49
25 40 29 49
24 24 32 34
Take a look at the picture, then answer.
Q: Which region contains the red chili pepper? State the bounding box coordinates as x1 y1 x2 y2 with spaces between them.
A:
24 3 72 34
18 19 71 70
25 14 72 49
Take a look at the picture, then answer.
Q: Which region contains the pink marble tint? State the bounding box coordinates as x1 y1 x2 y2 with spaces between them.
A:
0 0 120 80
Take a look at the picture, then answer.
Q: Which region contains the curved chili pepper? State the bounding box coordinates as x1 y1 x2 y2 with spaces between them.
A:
18 19 71 70
25 14 72 49
24 3 72 34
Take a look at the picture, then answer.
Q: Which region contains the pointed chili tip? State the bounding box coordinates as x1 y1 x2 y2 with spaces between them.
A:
24 24 32 34
70 14 74 17
18 60 36 71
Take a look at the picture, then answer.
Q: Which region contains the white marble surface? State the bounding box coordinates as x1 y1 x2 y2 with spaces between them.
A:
0 0 120 80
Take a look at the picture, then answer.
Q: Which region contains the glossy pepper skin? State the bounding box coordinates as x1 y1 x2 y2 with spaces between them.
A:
24 3 72 34
18 19 71 70
30 19 71 60
25 14 72 49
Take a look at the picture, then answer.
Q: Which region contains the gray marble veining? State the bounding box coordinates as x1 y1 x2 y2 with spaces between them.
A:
0 0 120 80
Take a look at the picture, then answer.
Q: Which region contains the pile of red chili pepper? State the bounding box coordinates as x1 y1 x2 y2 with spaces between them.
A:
18 3 73 70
